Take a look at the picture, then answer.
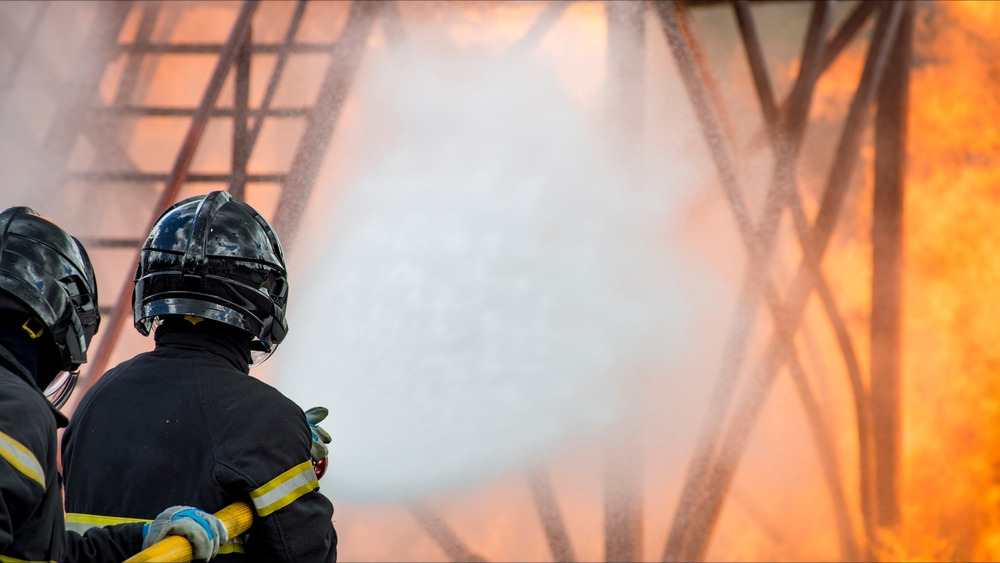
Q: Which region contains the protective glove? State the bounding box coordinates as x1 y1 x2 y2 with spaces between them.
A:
142 506 229 562
306 406 332 461
305 406 332 478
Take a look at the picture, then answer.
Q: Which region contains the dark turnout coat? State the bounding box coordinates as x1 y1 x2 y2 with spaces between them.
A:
0 345 143 563
62 324 337 562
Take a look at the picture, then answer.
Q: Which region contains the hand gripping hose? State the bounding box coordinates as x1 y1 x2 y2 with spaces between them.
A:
124 502 254 563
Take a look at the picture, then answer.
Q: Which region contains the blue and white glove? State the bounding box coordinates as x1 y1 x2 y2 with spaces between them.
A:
305 406 332 462
305 406 331 479
142 506 229 561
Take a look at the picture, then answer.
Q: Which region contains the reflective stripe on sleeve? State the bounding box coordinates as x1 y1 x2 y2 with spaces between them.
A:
66 512 246 553
0 555 56 562
249 460 318 517
65 513 149 535
219 534 248 555
0 430 45 489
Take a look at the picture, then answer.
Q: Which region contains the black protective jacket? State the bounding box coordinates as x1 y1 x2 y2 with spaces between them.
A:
0 344 143 563
62 324 337 562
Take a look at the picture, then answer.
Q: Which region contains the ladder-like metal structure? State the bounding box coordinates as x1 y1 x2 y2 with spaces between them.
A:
0 1 912 561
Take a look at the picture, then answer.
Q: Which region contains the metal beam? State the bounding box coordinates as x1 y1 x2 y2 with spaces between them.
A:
230 25 252 200
732 4 862 558
0 3 47 116
40 2 131 175
605 2 646 561
81 0 261 392
513 1 574 54
529 468 577 563
408 502 488 563
674 5 906 560
272 0 383 248
115 42 339 54
735 2 875 554
656 3 846 558
243 1 309 161
871 0 913 531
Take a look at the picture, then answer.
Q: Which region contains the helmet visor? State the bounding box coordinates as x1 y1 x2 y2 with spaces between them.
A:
44 370 78 409
249 342 277 367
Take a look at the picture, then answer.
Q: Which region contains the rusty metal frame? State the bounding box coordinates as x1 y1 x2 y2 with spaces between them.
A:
408 501 488 562
657 2 911 561
76 0 384 391
82 0 260 391
529 468 577 562
271 0 384 247
871 1 912 530
660 1 857 559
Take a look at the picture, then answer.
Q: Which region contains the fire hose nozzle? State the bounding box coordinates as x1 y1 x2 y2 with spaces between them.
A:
314 456 328 480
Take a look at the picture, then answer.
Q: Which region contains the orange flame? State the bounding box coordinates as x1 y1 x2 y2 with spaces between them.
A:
898 1 1000 561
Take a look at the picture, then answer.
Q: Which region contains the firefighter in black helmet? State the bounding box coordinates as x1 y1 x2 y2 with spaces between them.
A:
0 206 228 563
62 191 337 562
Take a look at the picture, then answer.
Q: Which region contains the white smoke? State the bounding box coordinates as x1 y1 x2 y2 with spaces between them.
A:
277 42 716 502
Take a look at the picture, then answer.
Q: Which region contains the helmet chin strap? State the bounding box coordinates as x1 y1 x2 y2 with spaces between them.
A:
44 370 78 409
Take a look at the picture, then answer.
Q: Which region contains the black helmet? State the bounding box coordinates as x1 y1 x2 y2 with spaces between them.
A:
0 206 101 373
133 191 289 354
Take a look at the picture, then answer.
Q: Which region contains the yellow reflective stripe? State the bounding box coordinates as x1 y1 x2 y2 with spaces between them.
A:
65 513 149 534
0 430 45 489
218 537 247 555
0 556 55 563
66 513 246 553
250 460 318 517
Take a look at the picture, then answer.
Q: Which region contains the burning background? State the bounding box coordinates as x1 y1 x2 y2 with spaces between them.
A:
0 0 996 561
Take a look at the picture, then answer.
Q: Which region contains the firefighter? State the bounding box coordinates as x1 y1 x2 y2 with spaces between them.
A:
0 206 227 562
62 191 338 562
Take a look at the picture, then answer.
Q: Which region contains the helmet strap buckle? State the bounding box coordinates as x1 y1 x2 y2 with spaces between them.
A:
21 317 44 339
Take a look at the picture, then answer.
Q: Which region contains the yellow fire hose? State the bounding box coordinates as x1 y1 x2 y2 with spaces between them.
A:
124 502 254 563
